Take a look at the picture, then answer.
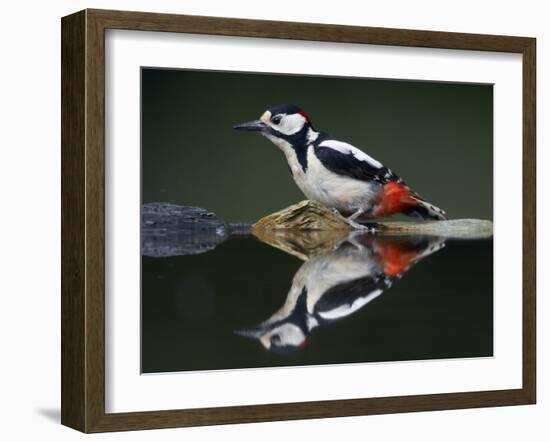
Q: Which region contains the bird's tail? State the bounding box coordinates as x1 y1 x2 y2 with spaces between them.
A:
374 182 447 220
406 195 447 221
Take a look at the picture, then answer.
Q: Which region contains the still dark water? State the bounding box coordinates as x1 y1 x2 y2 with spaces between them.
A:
142 235 493 373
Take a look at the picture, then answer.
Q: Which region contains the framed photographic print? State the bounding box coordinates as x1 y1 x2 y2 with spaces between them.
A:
61 9 536 433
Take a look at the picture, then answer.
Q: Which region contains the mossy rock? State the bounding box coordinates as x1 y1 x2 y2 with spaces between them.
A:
253 200 350 231
253 200 493 240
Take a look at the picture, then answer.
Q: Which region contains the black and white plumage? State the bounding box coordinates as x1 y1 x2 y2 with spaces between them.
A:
235 234 446 352
234 104 446 227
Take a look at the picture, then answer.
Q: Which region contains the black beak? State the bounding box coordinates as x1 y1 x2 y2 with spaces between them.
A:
233 119 267 132
234 325 267 340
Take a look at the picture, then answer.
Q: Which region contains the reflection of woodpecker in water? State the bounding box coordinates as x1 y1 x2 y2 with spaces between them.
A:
235 234 445 353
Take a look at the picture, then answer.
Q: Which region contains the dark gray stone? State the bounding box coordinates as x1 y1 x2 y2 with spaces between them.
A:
141 203 229 257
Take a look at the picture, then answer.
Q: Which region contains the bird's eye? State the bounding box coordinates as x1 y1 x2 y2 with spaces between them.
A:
271 334 282 345
271 115 282 125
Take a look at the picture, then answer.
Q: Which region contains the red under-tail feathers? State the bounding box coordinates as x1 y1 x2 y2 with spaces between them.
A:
373 239 424 276
373 182 446 220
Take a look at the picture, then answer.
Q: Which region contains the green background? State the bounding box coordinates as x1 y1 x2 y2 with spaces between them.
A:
142 68 493 222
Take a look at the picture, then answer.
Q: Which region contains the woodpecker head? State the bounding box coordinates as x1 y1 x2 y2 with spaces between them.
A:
234 286 312 354
235 322 308 354
233 104 316 147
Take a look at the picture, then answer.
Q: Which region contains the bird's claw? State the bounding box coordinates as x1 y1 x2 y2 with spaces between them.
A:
346 219 370 231
330 208 377 233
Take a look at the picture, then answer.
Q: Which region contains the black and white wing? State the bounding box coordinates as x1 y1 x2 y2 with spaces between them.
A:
313 274 394 323
313 136 403 185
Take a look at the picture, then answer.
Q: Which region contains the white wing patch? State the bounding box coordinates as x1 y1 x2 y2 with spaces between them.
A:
273 113 307 136
317 288 383 320
319 139 383 169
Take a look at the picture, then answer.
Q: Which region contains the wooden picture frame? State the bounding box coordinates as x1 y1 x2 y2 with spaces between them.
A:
61 8 536 433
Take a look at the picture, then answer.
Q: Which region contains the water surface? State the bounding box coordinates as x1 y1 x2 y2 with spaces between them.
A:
141 234 493 373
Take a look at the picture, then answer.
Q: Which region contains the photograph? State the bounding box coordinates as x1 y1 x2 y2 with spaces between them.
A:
56 6 537 434
140 67 494 374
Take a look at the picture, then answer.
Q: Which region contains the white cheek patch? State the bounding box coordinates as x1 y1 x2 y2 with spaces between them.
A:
319 140 383 169
269 324 306 347
274 113 306 136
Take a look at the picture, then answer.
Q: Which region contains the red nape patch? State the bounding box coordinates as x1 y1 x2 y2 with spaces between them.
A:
375 182 415 217
373 239 420 277
298 110 310 122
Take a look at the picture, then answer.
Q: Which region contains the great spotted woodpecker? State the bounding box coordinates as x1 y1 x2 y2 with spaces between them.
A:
234 104 446 229
235 233 445 352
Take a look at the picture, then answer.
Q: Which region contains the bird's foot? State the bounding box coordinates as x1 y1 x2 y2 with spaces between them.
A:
331 226 377 253
330 209 377 232
347 218 372 231
346 231 369 250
